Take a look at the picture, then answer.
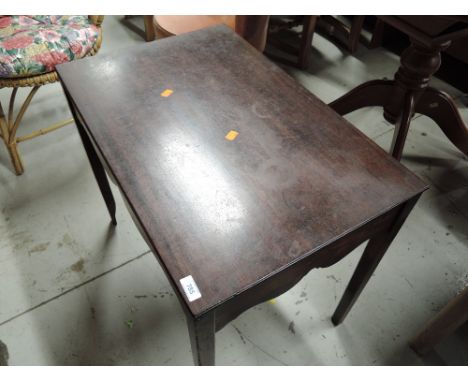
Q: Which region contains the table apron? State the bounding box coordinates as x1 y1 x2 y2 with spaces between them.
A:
212 202 405 331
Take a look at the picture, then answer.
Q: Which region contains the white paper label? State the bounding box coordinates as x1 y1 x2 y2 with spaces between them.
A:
180 275 202 302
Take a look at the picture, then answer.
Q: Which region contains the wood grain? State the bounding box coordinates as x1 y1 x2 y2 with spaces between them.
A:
57 26 427 322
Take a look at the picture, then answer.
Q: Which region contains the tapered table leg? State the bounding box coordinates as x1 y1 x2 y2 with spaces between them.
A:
62 89 117 226
332 195 420 325
187 311 215 366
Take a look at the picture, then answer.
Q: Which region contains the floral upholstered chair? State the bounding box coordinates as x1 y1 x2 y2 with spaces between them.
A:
0 15 103 175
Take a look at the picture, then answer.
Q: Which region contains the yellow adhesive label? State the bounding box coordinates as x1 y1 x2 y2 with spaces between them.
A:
160 89 173 97
268 299 276 305
225 130 239 141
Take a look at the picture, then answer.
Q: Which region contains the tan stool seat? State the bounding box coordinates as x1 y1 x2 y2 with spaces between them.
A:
153 15 235 38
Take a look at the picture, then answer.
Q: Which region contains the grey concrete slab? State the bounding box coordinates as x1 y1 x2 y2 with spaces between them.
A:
0 16 467 365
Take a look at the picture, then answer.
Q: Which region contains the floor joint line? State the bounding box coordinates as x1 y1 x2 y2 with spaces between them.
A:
0 250 151 327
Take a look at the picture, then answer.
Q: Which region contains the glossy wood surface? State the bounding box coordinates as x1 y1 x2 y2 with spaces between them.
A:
57 26 427 319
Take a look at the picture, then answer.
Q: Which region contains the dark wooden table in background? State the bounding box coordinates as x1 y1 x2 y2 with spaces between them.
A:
57 26 427 365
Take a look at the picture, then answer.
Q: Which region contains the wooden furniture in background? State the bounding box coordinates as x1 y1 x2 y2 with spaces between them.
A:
153 15 236 37
316 16 366 53
151 15 270 52
362 16 468 93
266 16 318 69
57 26 427 365
143 15 155 41
234 15 271 52
0 15 103 175
410 286 468 355
122 15 154 41
267 16 373 69
330 16 468 161
144 15 372 69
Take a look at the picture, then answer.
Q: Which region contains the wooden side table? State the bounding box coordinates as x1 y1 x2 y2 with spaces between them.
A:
57 26 427 365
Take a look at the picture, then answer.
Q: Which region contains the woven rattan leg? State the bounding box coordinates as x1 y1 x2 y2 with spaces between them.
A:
7 141 24 175
0 86 41 175
1 97 24 175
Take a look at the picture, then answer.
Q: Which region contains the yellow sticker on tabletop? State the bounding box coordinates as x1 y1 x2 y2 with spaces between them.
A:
160 89 173 97
225 130 239 141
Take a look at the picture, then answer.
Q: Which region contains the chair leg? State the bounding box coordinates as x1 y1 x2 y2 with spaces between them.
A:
0 105 24 175
6 141 24 175
329 79 394 116
297 16 318 69
1 86 40 175
235 16 271 52
348 16 365 53
368 18 385 49
143 15 155 42
415 87 468 157
1 84 81 175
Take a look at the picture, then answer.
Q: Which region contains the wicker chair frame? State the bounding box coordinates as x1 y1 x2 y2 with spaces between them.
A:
0 15 103 175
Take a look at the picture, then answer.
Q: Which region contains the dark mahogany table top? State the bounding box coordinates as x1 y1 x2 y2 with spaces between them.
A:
57 26 427 317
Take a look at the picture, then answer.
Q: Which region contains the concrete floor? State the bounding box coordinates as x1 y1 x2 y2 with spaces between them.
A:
0 16 467 366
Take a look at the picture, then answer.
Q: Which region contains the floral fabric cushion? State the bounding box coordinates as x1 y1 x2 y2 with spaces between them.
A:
0 15 99 78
